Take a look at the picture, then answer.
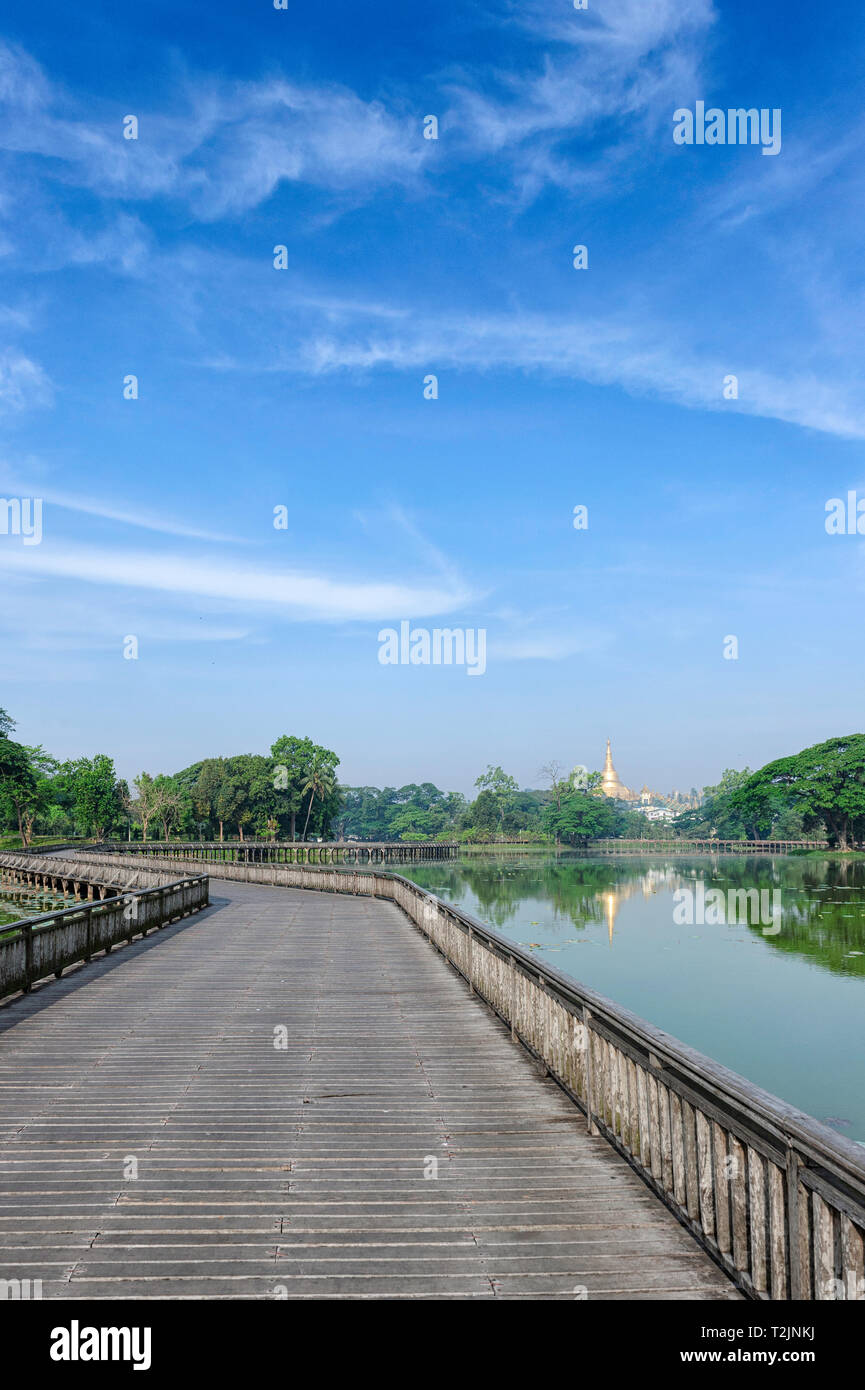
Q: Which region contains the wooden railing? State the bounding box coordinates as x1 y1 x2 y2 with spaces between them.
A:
591 839 830 854
0 853 209 1000
86 839 458 863
77 848 865 1302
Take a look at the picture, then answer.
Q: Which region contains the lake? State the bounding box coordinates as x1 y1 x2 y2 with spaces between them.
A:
406 852 865 1143
0 884 80 931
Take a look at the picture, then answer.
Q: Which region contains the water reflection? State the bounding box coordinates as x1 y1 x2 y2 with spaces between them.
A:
0 885 79 931
409 853 865 976
407 852 865 1139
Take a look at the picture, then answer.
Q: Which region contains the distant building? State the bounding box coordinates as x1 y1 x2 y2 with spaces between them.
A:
600 739 638 802
592 739 699 810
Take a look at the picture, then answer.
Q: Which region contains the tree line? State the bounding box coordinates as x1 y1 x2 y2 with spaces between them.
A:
3 709 862 850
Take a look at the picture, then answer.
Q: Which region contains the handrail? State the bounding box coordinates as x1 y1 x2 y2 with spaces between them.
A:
81 847 865 1302
0 852 210 1000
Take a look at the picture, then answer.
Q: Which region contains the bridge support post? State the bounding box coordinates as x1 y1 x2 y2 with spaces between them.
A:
23 923 33 993
584 1008 600 1135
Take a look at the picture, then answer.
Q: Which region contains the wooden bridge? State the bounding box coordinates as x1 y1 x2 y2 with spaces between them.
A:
590 839 830 855
97 839 458 864
0 849 863 1301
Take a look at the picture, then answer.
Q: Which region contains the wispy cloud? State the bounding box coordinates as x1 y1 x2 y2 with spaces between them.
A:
33 488 240 543
0 348 52 413
444 0 715 199
0 542 474 621
0 41 428 225
292 303 865 441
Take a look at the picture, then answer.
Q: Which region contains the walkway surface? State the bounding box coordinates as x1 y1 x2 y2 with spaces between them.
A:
0 880 739 1299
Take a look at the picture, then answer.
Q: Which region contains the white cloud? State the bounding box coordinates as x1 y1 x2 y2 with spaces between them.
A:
0 542 474 621
443 0 716 198
34 488 240 543
0 348 52 412
294 304 865 440
0 42 428 222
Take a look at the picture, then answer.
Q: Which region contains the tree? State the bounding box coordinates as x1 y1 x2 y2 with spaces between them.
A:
539 760 566 814
270 735 318 840
132 773 159 842
301 754 337 840
0 740 41 846
193 759 229 840
473 765 519 839
70 755 122 841
733 735 865 850
544 789 622 847
149 774 186 841
16 749 60 847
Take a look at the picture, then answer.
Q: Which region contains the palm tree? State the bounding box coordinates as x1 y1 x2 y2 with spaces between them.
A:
301 758 336 841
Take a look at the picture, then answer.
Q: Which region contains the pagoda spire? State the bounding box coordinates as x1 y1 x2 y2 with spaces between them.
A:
604 738 615 775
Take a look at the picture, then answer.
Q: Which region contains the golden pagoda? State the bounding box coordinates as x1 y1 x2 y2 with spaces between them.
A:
600 738 637 802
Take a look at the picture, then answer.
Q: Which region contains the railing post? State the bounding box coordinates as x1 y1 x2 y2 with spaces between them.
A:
468 926 474 993
786 1145 803 1300
84 904 93 961
584 1007 599 1135
23 922 33 993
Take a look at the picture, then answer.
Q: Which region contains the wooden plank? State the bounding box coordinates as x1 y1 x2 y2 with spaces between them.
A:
797 1179 812 1300
748 1146 767 1293
649 1075 662 1179
626 1058 638 1157
713 1122 732 1255
730 1137 747 1273
636 1064 650 1170
769 1161 788 1299
683 1100 700 1221
696 1111 715 1240
840 1214 865 1300
812 1192 835 1299
671 1092 685 1207
659 1082 674 1193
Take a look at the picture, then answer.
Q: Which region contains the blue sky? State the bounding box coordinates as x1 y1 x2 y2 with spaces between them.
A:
1 0 863 794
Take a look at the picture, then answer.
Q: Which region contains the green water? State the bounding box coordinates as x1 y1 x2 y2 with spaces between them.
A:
407 853 865 1142
0 886 80 931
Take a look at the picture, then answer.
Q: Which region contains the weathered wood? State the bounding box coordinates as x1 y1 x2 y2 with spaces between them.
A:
636 1064 650 1167
683 1100 700 1222
796 1175 812 1299
713 1122 732 1255
649 1075 662 1179
659 1082 674 1193
696 1111 715 1240
769 1161 788 1299
813 1193 835 1299
671 1093 686 1206
730 1137 748 1272
840 1214 865 1300
748 1146 767 1294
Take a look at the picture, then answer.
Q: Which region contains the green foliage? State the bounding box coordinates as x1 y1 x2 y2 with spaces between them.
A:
733 735 865 849
544 789 623 846
69 755 123 841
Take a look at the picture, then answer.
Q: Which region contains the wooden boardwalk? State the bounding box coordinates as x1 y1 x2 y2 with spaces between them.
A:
0 880 739 1300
